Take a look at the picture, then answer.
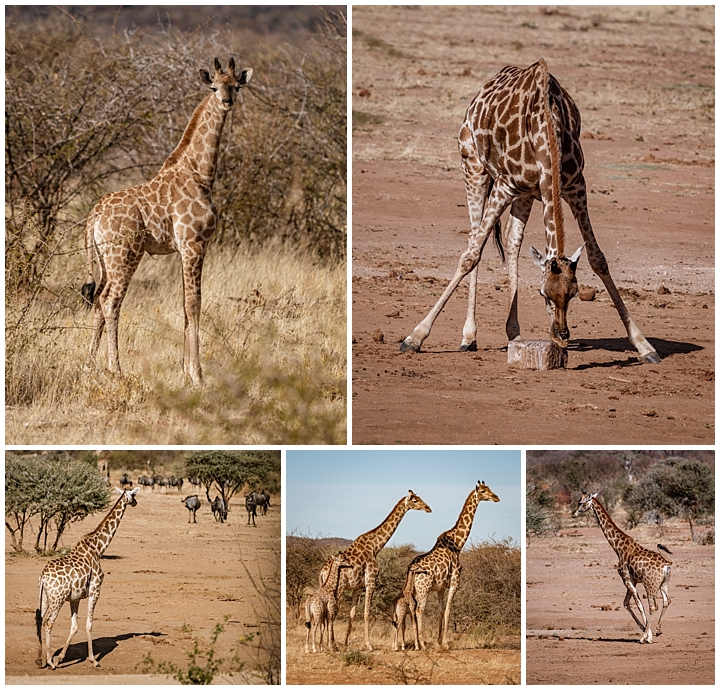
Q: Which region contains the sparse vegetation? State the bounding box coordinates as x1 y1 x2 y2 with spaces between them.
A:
5 7 346 444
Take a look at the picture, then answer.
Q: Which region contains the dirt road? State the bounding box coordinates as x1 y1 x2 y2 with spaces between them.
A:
5 478 279 683
526 522 714 684
352 5 714 444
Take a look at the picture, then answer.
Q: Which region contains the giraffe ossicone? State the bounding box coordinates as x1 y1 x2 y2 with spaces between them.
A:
573 491 672 643
82 57 253 386
36 487 140 669
400 58 660 364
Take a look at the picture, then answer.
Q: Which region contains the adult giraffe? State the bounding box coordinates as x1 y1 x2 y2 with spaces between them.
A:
82 58 253 385
401 58 659 364
319 490 432 651
36 487 140 669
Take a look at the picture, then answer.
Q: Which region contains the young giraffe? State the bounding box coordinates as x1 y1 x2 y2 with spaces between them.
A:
396 481 500 651
401 58 659 364
82 58 253 385
573 492 672 643
318 489 432 651
36 487 140 669
304 553 353 653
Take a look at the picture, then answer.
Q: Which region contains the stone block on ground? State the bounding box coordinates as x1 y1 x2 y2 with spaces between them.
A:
507 339 567 370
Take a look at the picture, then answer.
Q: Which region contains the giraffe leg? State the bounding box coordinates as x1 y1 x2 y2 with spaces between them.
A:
42 604 62 670
87 260 107 365
458 128 492 351
504 196 533 341
401 183 515 353
363 583 375 651
179 242 207 387
343 589 361 648
54 599 79 666
86 588 102 667
656 573 672 635
414 592 429 651
565 180 660 363
436 589 446 647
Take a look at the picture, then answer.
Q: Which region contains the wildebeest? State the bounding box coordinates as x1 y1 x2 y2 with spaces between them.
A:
155 476 169 492
248 490 270 516
169 476 179 491
138 475 153 491
176 477 184 492
245 494 257 526
183 495 201 523
188 475 201 488
119 473 133 489
211 496 228 523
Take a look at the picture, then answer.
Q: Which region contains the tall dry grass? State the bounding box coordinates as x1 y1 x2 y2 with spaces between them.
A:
6 243 346 444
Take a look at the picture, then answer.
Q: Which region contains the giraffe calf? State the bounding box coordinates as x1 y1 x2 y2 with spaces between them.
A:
305 554 351 653
391 570 421 651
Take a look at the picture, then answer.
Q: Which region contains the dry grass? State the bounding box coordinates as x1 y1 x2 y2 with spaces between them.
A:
6 243 346 444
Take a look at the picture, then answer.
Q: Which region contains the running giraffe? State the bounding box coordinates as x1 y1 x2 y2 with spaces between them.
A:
36 487 140 669
573 492 672 643
82 58 253 385
401 58 659 364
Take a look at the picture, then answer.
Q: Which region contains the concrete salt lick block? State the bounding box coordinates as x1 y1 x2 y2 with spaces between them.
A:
507 339 567 370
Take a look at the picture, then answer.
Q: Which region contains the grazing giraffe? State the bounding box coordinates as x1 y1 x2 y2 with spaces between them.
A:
319 490 432 651
304 553 353 653
36 487 140 669
397 481 500 651
401 58 660 364
573 492 672 643
82 58 253 385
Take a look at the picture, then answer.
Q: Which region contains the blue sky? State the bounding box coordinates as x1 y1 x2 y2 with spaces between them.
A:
286 449 520 551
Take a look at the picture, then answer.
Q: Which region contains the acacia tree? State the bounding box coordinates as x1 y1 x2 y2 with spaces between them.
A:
184 450 280 507
5 451 110 553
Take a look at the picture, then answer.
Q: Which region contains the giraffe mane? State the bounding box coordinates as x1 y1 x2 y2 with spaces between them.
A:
537 57 566 257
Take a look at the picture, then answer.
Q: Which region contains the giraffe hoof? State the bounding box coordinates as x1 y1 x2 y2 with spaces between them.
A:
640 350 661 364
459 341 478 352
400 338 420 353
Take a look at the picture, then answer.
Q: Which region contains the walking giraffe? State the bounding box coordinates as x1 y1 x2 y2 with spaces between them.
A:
82 58 253 385
393 480 500 651
304 553 353 653
573 492 672 643
401 58 659 364
36 487 140 669
318 490 432 651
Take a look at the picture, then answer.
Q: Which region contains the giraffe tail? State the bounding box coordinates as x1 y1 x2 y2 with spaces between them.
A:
35 582 44 643
486 179 506 262
81 212 97 308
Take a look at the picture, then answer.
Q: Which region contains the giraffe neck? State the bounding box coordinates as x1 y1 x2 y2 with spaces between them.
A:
360 497 411 557
444 489 481 551
591 498 632 558
324 560 344 595
84 495 129 556
160 93 229 188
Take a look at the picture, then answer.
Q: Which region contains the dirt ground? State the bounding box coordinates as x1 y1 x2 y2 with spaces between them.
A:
5 475 279 684
351 5 714 444
285 623 520 685
526 521 714 684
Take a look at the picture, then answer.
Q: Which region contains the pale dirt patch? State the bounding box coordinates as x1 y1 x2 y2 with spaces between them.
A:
352 5 714 444
5 476 280 684
526 521 714 684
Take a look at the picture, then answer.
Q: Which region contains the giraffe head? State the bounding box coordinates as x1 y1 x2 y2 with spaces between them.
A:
571 491 597 517
114 486 140 507
475 480 500 504
404 489 432 514
199 57 253 111
530 244 584 348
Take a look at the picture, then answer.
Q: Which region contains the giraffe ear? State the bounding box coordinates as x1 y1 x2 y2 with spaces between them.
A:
591 492 599 499
238 68 253 86
130 487 140 497
114 486 123 495
199 69 212 86
530 246 545 268
568 243 584 267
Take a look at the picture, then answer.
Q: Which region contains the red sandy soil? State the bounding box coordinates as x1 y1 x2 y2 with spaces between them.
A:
351 5 714 444
526 521 714 684
5 476 279 684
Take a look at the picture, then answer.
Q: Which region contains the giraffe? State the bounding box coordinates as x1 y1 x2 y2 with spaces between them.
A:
572 491 672 643
397 480 500 651
318 489 432 651
35 487 140 669
400 58 660 364
81 58 253 386
304 553 353 653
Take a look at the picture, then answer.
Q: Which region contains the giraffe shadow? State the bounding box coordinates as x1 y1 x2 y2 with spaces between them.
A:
563 634 642 644
570 337 702 367
54 631 166 667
